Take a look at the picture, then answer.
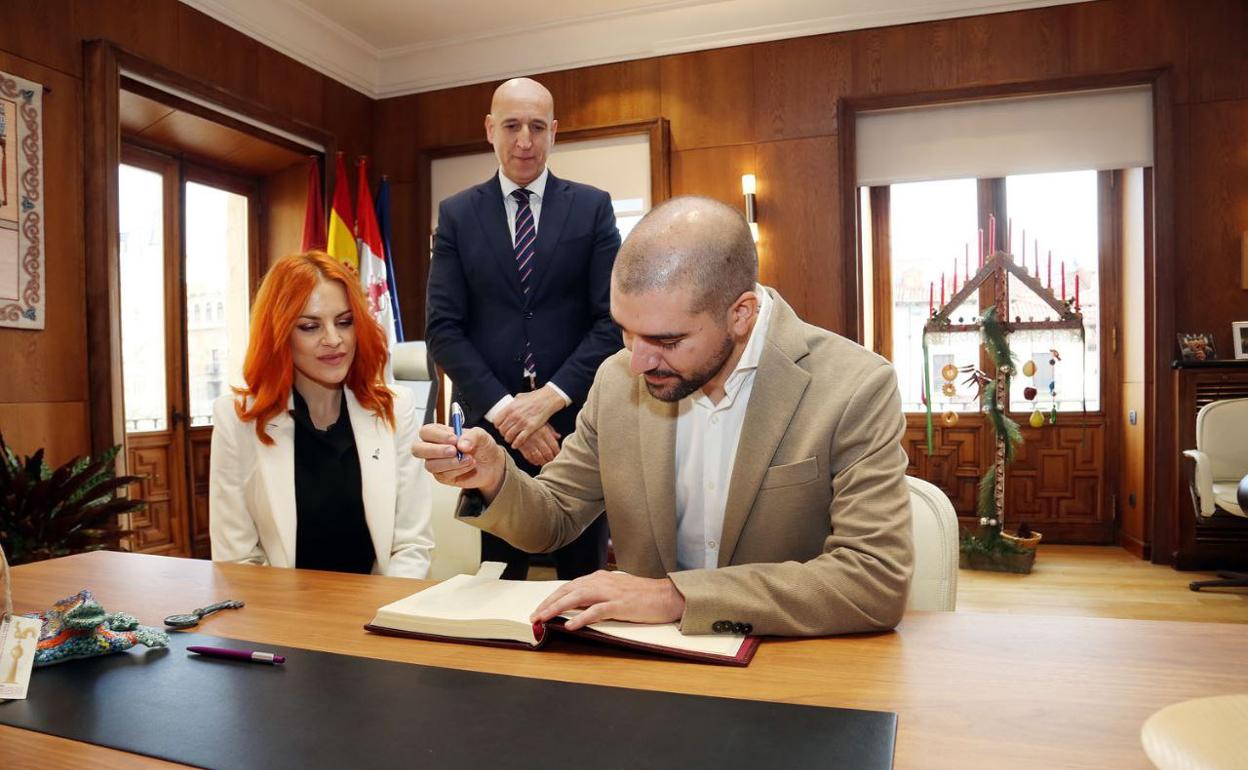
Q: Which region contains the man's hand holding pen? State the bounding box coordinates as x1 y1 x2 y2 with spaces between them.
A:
414 424 508 503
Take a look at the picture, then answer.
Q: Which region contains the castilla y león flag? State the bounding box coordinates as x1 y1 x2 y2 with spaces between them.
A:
355 157 398 378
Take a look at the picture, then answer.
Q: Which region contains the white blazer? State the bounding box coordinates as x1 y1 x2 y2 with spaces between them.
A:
208 385 434 578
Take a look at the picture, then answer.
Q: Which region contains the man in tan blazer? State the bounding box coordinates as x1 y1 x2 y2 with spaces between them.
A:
416 196 912 637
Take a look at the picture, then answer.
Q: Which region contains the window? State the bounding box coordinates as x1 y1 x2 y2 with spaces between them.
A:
1005 171 1100 412
865 170 1106 414
885 179 980 413
185 180 250 426
118 163 168 433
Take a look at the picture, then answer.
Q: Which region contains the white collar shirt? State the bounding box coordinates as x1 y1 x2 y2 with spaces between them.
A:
674 286 774 571
499 167 549 245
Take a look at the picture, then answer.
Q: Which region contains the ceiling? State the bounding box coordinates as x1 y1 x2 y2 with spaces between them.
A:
180 0 1090 98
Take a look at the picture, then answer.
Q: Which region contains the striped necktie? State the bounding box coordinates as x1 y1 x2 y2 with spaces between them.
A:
511 188 537 388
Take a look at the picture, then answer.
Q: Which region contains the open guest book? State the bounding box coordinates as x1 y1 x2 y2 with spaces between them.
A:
366 563 760 666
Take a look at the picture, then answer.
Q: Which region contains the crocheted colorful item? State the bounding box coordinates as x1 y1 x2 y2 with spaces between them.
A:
24 589 169 667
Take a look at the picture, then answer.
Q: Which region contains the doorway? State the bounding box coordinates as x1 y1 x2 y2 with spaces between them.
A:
118 144 257 557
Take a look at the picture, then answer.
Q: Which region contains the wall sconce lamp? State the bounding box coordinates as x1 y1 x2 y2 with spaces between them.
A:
741 174 759 242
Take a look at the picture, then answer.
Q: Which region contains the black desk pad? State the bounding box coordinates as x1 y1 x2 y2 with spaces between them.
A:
0 632 897 770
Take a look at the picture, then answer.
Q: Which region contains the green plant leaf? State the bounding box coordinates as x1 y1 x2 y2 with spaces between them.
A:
0 431 140 565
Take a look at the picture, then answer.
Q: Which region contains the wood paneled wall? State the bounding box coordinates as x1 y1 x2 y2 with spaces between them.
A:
375 0 1246 350
0 1 373 464
374 0 1248 556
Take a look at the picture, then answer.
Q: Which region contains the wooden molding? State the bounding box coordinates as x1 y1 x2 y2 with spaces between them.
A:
112 48 335 155
868 186 890 359
83 41 124 459
1241 231 1248 290
1147 71 1177 564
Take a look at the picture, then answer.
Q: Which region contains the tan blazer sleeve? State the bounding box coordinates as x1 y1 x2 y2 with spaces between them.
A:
669 362 913 636
455 369 608 552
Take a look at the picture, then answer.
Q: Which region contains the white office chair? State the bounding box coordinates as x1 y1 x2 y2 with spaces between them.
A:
392 340 481 580
1182 397 1248 591
905 476 959 611
391 341 438 425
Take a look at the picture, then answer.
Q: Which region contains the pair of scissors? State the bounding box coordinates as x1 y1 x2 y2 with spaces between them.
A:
163 599 245 629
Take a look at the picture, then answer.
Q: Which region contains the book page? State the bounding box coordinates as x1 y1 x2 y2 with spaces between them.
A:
380 573 566 623
583 619 747 657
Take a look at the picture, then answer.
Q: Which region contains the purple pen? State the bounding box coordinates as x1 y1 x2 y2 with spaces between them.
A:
187 645 286 665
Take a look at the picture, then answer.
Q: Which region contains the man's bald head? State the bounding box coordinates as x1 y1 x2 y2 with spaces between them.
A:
486 78 557 186
490 78 554 119
613 196 758 316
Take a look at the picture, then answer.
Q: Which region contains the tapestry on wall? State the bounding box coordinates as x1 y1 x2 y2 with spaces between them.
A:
0 70 44 330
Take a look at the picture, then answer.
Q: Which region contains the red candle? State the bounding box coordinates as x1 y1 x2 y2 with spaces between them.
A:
953 259 959 293
988 214 996 255
1021 229 1026 262
1075 273 1080 310
1007 218 1013 257
1061 261 1066 299
1047 250 1052 289
978 229 985 266
941 273 946 307
1034 254 1039 279
965 244 969 281
929 282 934 316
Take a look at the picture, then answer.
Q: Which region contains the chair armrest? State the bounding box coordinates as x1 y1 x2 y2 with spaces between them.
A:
1183 450 1215 516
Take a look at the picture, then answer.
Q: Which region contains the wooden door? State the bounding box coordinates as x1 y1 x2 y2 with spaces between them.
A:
873 170 1124 543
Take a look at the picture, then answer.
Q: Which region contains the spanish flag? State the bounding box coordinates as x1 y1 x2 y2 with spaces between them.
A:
326 152 358 271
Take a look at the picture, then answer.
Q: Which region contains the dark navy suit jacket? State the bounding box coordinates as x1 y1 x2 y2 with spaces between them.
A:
425 172 623 441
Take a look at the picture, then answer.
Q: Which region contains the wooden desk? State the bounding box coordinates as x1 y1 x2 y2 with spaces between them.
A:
4 551 1247 769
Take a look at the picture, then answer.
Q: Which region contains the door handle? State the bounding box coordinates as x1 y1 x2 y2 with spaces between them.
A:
171 409 186 426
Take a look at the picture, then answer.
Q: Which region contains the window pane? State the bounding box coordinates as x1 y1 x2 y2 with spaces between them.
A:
185 181 250 427
1005 170 1100 412
886 179 980 412
119 164 167 433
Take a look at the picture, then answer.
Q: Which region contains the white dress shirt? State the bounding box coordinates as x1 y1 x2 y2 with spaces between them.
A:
674 286 773 571
499 166 548 241
485 167 570 423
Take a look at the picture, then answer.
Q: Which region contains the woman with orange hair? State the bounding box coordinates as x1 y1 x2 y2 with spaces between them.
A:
208 251 433 577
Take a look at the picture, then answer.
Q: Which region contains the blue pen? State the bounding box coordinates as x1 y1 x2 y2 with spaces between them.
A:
450 401 465 461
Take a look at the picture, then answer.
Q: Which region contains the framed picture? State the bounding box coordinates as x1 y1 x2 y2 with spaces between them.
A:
0 69 45 330
1177 332 1217 362
1233 322 1248 360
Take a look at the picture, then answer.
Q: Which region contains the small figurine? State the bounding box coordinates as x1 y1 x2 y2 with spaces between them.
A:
24 589 169 667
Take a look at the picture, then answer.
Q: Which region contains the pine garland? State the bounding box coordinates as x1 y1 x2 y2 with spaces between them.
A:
977 466 997 522
971 305 1027 557
979 306 1013 371
982 381 1023 464
922 336 934 453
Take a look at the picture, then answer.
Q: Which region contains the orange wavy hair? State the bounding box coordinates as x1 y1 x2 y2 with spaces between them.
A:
234 251 394 445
